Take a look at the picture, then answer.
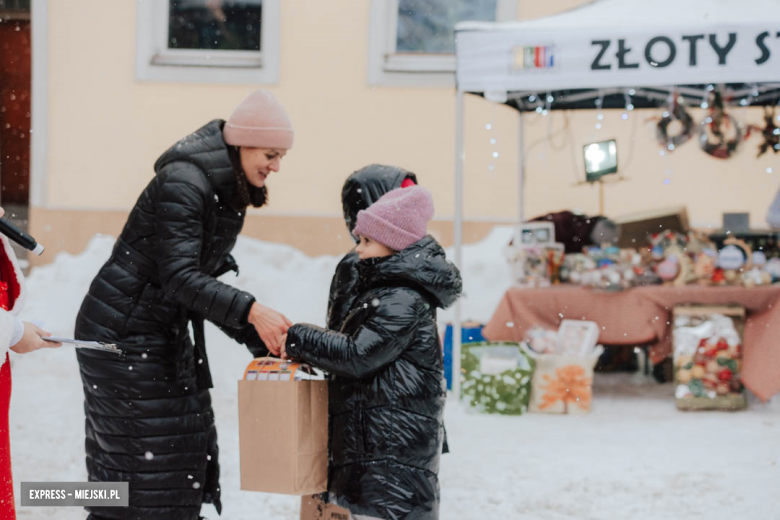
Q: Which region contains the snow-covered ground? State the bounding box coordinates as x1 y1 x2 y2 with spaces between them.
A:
10 228 780 519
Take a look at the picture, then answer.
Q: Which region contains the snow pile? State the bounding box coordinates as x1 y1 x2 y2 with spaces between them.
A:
10 229 779 519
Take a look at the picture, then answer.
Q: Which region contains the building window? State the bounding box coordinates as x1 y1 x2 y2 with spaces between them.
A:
368 0 516 86
168 0 262 52
0 0 30 19
395 0 497 54
135 0 279 84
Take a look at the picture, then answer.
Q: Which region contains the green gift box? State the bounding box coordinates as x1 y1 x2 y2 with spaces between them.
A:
460 341 535 415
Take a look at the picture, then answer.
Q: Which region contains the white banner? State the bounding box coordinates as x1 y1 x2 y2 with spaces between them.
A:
456 25 780 93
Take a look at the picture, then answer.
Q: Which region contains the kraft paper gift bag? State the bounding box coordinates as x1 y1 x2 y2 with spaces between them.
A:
300 494 351 520
238 358 329 494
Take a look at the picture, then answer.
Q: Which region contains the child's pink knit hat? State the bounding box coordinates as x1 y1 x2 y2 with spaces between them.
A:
223 89 294 150
353 186 434 251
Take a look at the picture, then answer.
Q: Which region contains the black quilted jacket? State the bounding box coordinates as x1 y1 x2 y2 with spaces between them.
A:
287 236 462 520
326 165 416 330
74 119 266 520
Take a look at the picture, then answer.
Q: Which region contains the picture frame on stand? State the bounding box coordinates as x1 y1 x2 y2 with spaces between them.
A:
557 320 600 357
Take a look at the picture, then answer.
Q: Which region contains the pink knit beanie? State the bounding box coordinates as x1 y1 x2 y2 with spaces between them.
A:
223 89 294 150
353 186 434 251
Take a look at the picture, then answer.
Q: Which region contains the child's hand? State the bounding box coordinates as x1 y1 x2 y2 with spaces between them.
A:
280 334 288 360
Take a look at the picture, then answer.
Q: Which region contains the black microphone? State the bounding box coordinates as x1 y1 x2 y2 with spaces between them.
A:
0 217 45 256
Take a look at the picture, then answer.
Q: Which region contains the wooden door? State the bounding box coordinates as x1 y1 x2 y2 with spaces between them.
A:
0 15 31 206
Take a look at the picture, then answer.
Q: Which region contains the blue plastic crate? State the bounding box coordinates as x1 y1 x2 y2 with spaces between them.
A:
442 323 485 390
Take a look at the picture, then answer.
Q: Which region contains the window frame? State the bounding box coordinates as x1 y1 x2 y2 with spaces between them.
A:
135 0 280 84
368 0 518 87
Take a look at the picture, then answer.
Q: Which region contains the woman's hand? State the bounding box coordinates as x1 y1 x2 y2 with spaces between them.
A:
11 322 62 354
279 334 289 360
247 302 291 356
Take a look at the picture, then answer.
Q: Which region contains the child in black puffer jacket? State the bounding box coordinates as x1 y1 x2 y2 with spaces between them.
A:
327 164 418 331
284 186 461 520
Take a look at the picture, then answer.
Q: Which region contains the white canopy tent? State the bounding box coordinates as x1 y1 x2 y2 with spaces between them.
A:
451 0 780 397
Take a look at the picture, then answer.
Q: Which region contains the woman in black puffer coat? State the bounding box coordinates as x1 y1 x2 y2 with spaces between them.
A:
286 186 462 520
74 90 294 520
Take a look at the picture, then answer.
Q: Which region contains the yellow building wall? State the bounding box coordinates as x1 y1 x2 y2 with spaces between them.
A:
44 0 519 219
31 0 780 264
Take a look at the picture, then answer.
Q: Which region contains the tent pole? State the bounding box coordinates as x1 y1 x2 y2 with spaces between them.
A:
599 179 605 215
453 88 464 400
517 112 525 241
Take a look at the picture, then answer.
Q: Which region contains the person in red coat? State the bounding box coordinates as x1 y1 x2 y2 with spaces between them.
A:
0 206 61 518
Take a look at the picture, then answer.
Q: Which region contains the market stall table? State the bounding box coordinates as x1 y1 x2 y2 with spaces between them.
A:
482 285 780 401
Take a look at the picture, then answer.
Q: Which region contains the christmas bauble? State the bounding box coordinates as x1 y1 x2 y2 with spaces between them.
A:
718 245 745 270
656 259 680 281
677 354 693 367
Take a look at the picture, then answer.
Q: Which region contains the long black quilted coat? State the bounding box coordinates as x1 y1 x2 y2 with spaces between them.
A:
326 165 416 330
286 236 462 520
74 120 266 520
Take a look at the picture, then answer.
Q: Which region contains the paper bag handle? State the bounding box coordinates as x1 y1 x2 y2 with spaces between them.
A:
257 353 326 380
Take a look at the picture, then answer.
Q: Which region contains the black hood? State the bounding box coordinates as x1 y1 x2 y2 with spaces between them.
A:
341 164 417 242
357 236 462 309
154 119 237 201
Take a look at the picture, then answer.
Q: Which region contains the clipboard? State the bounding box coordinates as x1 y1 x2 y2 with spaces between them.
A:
43 337 124 355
